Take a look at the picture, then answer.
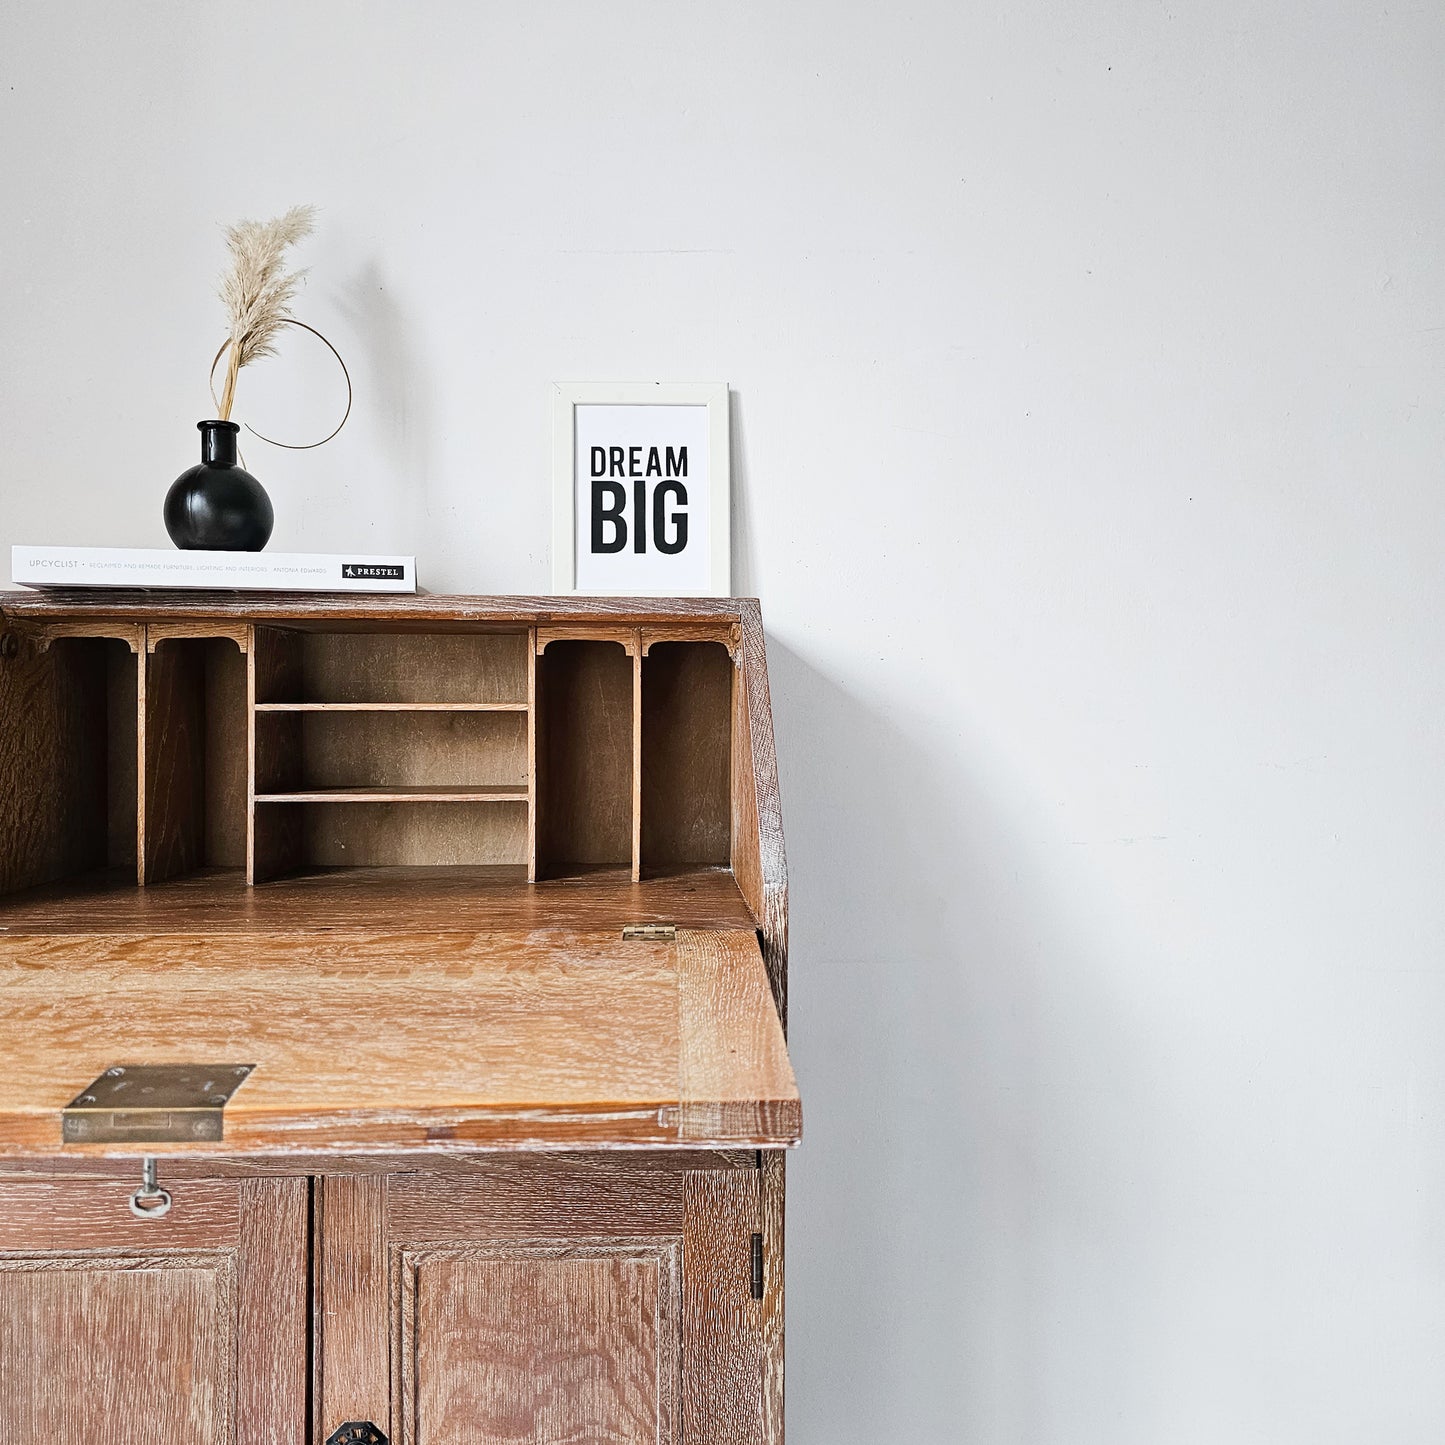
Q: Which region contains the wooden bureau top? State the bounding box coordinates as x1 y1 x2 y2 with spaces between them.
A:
0 590 757 628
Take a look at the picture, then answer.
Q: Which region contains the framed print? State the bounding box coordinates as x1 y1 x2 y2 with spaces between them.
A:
551 382 730 596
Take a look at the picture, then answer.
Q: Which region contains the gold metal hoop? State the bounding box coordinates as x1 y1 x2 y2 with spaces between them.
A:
208 318 353 450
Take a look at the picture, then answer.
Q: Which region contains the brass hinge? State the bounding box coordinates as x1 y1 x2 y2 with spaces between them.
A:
62 1063 256 1144
621 923 676 941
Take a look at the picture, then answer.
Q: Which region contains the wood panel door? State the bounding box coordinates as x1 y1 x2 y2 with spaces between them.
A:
0 1174 307 1445
317 1158 765 1445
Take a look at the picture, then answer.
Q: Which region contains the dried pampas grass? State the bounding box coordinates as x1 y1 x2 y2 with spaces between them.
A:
215 205 316 421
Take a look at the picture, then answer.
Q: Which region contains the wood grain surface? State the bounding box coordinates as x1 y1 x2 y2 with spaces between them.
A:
143 639 208 883
730 662 764 931
677 930 800 1143
106 639 140 876
528 628 539 880
258 785 529 802
250 628 304 883
292 630 530 705
0 928 798 1155
0 1175 306 1443
251 710 304 795
142 636 248 880
368 1160 761 1444
380 1161 767 1445
0 1254 235 1444
0 635 112 895
1 593 748 627
737 601 789 1029
537 624 642 655
0 864 755 934
238 1176 309 1445
386 1159 690 1240
251 803 305 885
537 640 635 872
318 1174 390 1439
0 1177 242 1249
250 625 303 707
251 678 531 871
254 701 529 712
204 639 249 870
682 1168 765 1445
734 601 791 1445
0 1148 754 1183
402 1245 677 1445
641 642 733 870
641 622 741 658
12 618 144 654
759 1150 786 1445
293 799 530 867
146 619 252 653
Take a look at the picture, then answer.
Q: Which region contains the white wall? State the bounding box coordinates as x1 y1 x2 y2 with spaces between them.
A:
4 3 1444 1439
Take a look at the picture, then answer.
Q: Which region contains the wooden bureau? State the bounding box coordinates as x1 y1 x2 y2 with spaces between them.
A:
0 592 799 1445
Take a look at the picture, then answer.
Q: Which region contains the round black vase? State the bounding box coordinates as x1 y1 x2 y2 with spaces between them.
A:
164 420 274 551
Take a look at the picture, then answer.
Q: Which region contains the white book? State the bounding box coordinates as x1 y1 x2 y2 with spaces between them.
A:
11 545 418 594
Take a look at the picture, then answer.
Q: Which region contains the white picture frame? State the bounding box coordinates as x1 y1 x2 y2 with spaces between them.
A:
551 381 730 596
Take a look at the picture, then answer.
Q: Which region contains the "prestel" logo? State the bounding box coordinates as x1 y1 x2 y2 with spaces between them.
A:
342 564 406 580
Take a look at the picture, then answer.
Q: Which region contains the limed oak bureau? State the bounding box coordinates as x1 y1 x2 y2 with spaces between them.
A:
0 592 800 1445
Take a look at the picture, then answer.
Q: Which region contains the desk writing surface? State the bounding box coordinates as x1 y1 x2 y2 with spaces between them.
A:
0 925 799 1156
0 865 757 935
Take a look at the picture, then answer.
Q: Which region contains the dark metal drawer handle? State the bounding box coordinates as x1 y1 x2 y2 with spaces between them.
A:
326 1425 389 1445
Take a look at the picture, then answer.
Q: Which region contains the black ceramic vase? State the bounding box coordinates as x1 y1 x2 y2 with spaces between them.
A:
164 420 274 551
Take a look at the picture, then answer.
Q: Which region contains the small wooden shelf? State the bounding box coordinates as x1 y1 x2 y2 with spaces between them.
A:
0 616 749 893
254 702 528 713
255 785 528 804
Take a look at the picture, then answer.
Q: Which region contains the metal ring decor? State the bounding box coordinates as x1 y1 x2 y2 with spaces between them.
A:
208 317 353 450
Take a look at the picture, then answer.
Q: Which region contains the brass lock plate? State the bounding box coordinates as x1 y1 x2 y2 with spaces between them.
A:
62 1063 256 1144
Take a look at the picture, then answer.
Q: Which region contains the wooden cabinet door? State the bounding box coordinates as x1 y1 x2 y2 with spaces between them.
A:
317 1158 765 1445
0 1174 307 1445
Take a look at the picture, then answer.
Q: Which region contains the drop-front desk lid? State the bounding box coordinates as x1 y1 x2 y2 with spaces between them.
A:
0 876 800 1158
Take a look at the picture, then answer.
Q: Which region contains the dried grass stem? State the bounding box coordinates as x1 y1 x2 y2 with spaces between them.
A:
215 204 316 420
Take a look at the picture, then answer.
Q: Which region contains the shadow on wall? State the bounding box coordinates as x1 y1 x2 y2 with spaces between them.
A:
336 261 434 532
729 391 759 598
767 640 1156 1445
